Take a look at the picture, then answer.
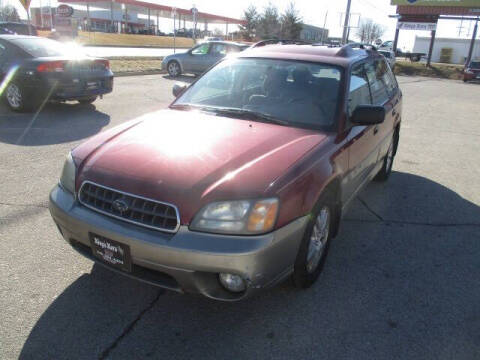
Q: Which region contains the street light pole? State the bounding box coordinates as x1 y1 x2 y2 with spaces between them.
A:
342 0 352 45
466 17 478 67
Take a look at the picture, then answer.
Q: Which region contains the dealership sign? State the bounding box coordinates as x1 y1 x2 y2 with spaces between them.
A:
397 22 437 30
392 0 480 6
57 4 74 17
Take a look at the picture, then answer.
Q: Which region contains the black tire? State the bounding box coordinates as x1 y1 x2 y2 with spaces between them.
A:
293 193 335 288
463 79 468 83
4 82 32 112
167 61 181 77
78 96 97 105
375 132 398 182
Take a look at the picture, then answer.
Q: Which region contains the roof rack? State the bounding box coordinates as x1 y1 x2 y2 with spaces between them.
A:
336 43 377 57
345 43 377 51
251 39 312 48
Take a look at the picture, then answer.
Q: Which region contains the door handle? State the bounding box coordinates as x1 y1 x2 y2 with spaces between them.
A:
392 108 397 116
374 126 379 135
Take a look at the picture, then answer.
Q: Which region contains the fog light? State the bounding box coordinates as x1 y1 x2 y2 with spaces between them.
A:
219 273 246 293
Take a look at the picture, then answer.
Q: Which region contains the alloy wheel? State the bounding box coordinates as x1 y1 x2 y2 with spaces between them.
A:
306 206 330 274
6 83 22 109
168 62 179 77
385 142 394 173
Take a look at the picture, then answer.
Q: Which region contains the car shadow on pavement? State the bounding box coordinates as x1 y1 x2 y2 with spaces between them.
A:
0 102 110 146
19 172 480 360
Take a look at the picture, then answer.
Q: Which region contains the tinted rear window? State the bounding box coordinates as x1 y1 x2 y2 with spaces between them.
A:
0 23 36 35
10 37 67 57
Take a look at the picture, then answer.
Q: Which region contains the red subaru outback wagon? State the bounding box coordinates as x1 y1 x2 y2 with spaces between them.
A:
49 43 402 301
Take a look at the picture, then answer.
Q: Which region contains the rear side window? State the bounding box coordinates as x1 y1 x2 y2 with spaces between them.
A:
365 60 390 105
348 63 372 116
227 45 241 53
210 43 227 56
11 38 65 57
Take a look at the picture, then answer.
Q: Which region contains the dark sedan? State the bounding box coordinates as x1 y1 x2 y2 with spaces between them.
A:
0 35 113 112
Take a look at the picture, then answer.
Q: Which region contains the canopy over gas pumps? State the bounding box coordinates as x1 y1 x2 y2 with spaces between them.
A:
59 0 245 36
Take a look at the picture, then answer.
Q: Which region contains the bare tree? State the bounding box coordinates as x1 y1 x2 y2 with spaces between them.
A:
356 19 385 44
0 5 21 22
239 5 259 41
280 2 303 40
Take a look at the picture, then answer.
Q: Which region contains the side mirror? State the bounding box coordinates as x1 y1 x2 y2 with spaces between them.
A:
351 105 386 125
172 82 188 97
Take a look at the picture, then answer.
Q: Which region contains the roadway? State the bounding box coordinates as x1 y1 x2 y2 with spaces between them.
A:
0 75 479 360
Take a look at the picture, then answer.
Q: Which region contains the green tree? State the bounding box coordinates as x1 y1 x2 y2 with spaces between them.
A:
239 5 258 41
280 2 303 40
0 5 20 22
258 3 280 39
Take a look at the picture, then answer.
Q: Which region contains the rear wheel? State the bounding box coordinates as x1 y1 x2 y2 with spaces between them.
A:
78 96 97 105
293 195 334 288
167 61 181 77
5 82 27 112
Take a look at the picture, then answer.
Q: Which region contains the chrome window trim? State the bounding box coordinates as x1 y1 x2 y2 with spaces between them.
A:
78 181 181 234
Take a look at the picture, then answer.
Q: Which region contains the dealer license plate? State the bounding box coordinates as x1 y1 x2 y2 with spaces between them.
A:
89 234 132 272
86 81 100 90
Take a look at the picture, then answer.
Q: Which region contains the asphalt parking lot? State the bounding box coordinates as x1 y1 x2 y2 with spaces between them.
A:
1 75 479 360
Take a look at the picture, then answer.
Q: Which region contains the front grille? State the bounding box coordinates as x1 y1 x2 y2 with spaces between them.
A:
78 181 180 233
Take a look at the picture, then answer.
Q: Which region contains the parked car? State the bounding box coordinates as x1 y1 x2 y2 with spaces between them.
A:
50 43 402 301
378 49 396 70
0 35 113 112
0 22 37 36
463 60 480 82
162 41 250 77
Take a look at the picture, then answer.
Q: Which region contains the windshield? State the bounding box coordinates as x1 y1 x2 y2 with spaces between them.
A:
173 58 342 130
10 37 71 57
470 61 480 69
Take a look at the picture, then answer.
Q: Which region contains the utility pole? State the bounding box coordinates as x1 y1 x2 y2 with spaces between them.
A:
466 17 478 66
322 11 328 44
342 0 352 44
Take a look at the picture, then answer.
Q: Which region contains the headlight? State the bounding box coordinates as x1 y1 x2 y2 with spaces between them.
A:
59 152 76 194
190 198 279 235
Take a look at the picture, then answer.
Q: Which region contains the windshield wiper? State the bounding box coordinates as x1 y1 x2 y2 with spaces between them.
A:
200 107 289 126
169 103 203 111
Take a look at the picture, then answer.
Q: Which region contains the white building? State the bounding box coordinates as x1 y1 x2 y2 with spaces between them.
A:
300 24 328 43
413 36 480 65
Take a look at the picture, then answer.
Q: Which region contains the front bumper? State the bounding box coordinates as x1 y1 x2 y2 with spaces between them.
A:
49 185 308 301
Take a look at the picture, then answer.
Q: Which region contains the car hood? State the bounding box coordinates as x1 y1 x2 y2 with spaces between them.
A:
75 109 328 223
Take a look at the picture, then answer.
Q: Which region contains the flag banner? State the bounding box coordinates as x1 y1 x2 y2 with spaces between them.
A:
18 0 32 10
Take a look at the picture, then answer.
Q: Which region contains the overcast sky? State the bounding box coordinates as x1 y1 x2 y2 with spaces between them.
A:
4 0 479 50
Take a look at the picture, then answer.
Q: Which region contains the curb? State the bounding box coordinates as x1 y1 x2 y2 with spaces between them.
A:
114 70 166 77
84 44 191 49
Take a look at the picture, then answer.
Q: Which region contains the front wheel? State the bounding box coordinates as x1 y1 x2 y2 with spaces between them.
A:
375 137 395 182
167 61 181 77
293 197 334 288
